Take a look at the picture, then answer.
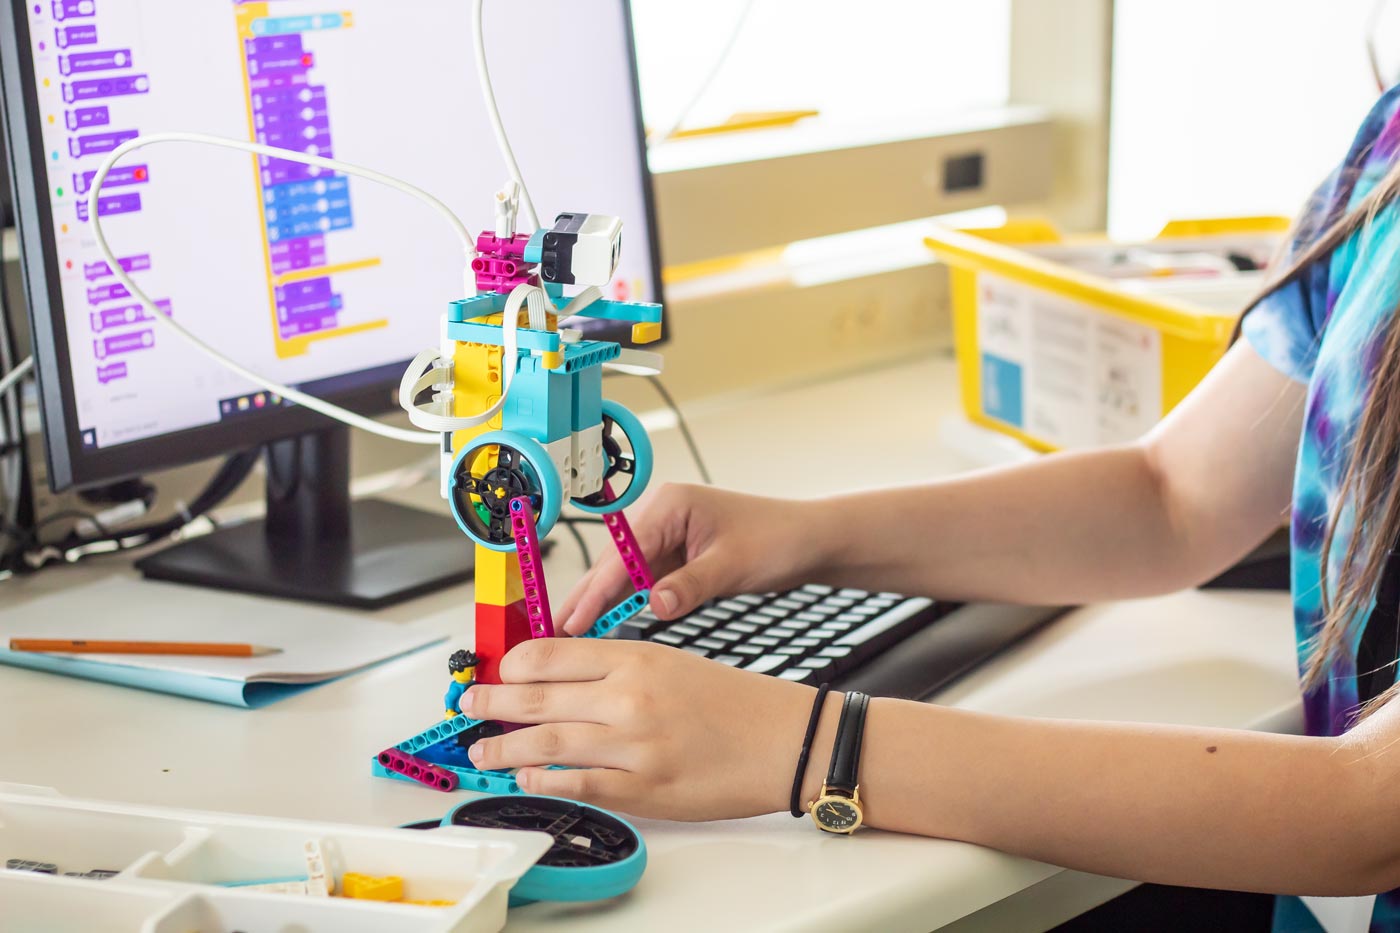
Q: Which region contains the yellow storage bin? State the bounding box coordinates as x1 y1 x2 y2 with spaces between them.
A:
924 217 1288 452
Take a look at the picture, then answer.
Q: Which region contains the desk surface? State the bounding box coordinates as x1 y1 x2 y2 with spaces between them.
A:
0 356 1301 933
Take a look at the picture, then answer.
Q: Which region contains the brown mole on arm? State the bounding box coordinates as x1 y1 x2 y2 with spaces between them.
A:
1205 746 1218 754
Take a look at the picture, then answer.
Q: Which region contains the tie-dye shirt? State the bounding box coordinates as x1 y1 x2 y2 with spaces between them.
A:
1241 86 1400 932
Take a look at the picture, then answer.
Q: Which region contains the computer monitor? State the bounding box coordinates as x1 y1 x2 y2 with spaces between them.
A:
0 0 662 607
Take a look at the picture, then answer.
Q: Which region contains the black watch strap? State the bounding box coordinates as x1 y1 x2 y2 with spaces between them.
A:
825 691 870 796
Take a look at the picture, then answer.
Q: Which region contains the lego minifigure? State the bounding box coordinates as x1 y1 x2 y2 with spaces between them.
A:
444 649 479 720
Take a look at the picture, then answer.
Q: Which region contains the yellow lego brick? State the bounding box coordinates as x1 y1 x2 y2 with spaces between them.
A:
475 546 525 606
631 321 662 344
341 873 404 902
541 350 563 370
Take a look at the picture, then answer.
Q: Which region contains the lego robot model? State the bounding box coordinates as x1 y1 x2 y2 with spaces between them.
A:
400 184 661 683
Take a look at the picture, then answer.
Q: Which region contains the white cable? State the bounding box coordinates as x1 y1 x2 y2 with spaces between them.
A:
0 356 32 397
87 133 478 446
473 0 540 231
646 0 760 146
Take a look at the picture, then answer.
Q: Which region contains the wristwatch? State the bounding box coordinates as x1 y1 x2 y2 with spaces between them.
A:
809 690 869 834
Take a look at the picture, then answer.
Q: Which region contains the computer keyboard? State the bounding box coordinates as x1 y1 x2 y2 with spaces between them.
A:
607 584 1067 700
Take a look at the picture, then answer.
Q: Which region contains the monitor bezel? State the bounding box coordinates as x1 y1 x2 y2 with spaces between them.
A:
0 0 665 491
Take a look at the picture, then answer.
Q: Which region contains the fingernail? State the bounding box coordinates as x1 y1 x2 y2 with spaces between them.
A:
655 588 677 615
459 688 475 715
468 741 484 762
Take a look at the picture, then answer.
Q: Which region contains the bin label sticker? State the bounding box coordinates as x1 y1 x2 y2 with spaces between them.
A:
976 273 1161 448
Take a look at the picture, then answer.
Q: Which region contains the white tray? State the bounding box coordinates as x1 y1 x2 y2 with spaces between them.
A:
0 783 551 933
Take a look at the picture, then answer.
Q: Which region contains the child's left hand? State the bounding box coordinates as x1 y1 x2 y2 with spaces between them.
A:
458 638 820 821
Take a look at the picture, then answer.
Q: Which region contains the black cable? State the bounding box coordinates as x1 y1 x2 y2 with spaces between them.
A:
645 376 712 485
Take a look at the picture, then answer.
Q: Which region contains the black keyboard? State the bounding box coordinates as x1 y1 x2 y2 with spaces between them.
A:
608 584 1067 700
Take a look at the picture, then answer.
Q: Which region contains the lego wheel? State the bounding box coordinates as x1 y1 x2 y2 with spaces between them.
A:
449 431 562 552
571 400 652 515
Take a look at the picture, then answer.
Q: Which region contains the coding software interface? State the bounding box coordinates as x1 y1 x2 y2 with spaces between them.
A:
21 0 655 450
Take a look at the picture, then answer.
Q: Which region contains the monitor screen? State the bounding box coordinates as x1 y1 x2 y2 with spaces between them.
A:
0 0 660 489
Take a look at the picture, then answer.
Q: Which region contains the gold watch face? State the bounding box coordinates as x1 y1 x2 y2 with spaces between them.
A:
810 794 862 834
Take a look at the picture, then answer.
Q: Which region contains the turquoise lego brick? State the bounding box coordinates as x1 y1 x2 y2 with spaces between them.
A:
572 366 603 430
566 299 662 324
447 320 562 352
525 229 546 264
544 281 564 300
501 363 573 443
560 340 620 374
395 713 482 754
448 293 505 323
585 589 650 639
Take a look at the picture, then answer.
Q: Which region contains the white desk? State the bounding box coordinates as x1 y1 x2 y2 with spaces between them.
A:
0 356 1301 932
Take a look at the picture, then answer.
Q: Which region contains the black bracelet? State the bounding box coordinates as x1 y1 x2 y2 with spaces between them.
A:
790 683 832 817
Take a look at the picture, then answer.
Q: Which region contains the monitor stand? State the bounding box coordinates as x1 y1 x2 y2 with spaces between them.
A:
135 425 474 609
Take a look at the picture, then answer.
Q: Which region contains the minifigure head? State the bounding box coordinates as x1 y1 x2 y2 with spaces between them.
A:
448 649 479 683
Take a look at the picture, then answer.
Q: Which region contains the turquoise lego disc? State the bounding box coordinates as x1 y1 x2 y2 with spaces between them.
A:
448 430 563 551
440 795 646 904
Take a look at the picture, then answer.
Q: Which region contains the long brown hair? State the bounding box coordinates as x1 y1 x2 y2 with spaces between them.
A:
1238 157 1400 707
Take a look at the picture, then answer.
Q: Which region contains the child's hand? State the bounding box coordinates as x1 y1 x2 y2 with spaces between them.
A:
459 637 820 821
557 484 827 635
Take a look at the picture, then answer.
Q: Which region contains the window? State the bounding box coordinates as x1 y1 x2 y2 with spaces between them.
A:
1109 0 1383 239
629 0 1011 137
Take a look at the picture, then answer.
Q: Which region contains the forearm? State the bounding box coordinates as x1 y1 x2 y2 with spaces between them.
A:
798 696 1396 896
805 445 1204 604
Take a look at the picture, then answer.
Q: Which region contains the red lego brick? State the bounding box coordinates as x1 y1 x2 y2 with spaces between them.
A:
474 599 531 684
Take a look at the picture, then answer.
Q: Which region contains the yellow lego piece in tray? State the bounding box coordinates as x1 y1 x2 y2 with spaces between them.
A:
340 872 404 902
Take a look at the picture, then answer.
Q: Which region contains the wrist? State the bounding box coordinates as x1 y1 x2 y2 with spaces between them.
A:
797 688 845 811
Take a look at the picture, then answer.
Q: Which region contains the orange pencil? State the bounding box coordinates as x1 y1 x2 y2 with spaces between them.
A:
8 639 280 657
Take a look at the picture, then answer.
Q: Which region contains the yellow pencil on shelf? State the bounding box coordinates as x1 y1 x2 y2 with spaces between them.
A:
8 639 280 657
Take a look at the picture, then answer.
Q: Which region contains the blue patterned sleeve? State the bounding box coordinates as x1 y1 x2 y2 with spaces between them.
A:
1242 85 1400 382
1240 172 1339 384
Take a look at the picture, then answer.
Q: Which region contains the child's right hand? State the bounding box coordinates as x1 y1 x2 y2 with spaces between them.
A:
557 484 828 635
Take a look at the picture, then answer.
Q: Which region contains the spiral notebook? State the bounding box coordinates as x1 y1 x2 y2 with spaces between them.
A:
0 576 446 707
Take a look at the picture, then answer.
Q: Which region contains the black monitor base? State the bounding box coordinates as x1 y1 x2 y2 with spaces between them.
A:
135 426 474 609
136 498 474 609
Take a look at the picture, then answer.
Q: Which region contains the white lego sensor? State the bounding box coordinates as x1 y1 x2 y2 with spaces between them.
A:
540 213 623 287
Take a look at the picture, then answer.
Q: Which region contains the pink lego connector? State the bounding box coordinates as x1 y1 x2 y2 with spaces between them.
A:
509 496 555 640
473 232 536 294
376 747 459 792
601 480 655 592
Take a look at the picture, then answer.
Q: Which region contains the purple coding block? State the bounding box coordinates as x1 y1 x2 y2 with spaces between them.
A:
83 253 150 280
74 163 147 194
58 48 131 75
244 34 303 56
62 74 149 103
246 50 312 76
96 362 127 384
253 102 328 133
55 24 98 47
52 0 95 20
65 105 109 130
256 120 330 151
86 281 130 304
68 127 138 158
258 155 333 186
251 84 325 112
247 71 309 93
93 329 154 360
89 298 169 331
75 191 141 222
269 236 326 274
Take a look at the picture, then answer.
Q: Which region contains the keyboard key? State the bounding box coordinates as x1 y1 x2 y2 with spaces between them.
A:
835 613 868 623
774 598 804 611
798 657 838 679
715 654 745 666
779 668 813 682
710 630 742 643
744 655 789 674
682 645 710 657
792 637 820 648
839 588 870 599
686 616 721 631
809 627 842 640
733 644 765 656
759 606 790 619
720 599 751 612
818 646 854 659
701 607 736 621
837 599 935 651
866 598 897 610
727 621 760 634
768 626 802 639
790 591 820 604
749 635 780 647
801 584 834 595
670 623 703 637
734 594 766 606
743 613 773 627
877 592 903 600
795 611 826 624
776 646 806 656
695 637 726 651
824 597 856 609
653 632 685 646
